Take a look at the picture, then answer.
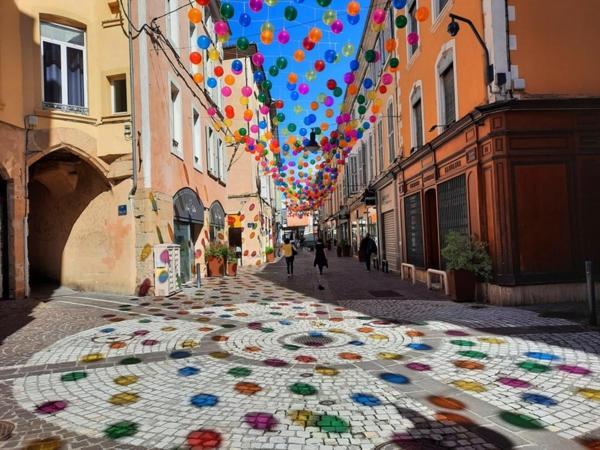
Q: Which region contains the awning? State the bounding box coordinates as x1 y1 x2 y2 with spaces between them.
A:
173 188 204 225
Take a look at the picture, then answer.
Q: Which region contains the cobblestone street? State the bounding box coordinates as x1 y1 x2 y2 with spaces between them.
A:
1 251 599 450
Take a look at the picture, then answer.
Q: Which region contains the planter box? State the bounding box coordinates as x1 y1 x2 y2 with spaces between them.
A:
448 269 476 302
206 256 224 277
336 247 342 257
226 261 237 277
342 246 351 257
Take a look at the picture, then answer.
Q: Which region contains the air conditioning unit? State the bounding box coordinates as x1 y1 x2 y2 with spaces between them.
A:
153 244 181 296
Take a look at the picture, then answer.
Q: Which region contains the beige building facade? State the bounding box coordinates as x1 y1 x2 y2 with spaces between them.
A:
1 0 135 298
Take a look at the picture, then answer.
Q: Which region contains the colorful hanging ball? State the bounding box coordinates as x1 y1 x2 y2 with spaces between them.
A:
237 36 249 50
363 78 373 89
197 35 211 50
214 20 229 36
249 0 263 13
308 27 323 44
188 8 202 24
317 0 332 6
277 29 291 44
349 59 360 71
305 70 316 82
326 79 337 90
343 72 355 84
189 51 202 65
251 52 265 66
342 42 355 57
207 77 217 88
298 83 309 95
269 65 279 77
395 15 408 28
239 12 252 27
265 0 278 6
220 3 234 19
284 5 298 21
324 49 337 63
393 0 408 8
347 13 360 25
365 49 376 62
372 8 386 24
241 86 253 97
330 19 344 34
221 86 232 97
214 66 224 77
347 1 360 16
260 30 274 45
322 9 336 26
382 73 394 85
407 32 419 46
302 37 316 51
314 60 326 72
416 6 430 22
231 59 243 74
276 56 288 70
389 57 400 68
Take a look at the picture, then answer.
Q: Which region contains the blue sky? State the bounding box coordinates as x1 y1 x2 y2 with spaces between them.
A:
226 0 368 146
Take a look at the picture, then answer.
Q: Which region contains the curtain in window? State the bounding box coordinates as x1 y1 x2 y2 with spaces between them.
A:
43 42 62 103
67 47 84 106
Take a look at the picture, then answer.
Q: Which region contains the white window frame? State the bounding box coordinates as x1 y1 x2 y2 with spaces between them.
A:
431 0 452 23
192 106 203 171
206 126 215 175
407 0 420 61
410 81 424 152
189 22 199 73
109 74 128 114
40 21 88 113
387 100 396 165
166 0 180 50
435 40 459 135
169 77 183 159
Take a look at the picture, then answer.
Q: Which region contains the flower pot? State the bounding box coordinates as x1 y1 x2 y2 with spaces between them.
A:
266 253 275 263
206 256 224 277
336 246 342 257
226 261 237 277
449 269 476 302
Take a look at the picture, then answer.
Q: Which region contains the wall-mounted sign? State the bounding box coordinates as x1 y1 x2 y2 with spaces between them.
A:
118 204 127 216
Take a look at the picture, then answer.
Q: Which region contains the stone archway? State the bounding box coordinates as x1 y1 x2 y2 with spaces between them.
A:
27 148 112 292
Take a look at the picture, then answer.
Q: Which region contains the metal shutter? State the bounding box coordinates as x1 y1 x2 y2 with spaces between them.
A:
383 211 399 272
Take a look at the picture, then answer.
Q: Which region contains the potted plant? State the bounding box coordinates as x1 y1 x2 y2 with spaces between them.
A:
336 244 342 257
205 242 226 277
265 246 275 263
441 231 492 302
225 247 238 276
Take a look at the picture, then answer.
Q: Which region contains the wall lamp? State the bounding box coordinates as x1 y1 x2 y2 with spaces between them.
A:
448 13 494 85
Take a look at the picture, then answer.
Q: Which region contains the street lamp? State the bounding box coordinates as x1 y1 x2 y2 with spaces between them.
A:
304 130 320 153
447 13 494 85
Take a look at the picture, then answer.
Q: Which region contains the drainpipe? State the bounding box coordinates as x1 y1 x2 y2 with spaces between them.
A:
127 0 137 197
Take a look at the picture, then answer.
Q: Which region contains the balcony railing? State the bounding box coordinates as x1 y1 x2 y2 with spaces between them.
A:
42 101 89 115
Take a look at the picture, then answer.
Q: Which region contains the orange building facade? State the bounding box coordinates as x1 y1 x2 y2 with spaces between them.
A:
322 0 600 305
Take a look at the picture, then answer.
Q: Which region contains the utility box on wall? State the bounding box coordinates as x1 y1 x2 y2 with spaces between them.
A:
154 244 181 296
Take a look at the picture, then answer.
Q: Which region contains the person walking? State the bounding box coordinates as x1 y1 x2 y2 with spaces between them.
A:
281 237 297 277
313 238 328 275
359 233 377 271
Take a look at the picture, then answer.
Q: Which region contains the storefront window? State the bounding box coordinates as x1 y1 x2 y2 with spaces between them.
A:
209 201 225 241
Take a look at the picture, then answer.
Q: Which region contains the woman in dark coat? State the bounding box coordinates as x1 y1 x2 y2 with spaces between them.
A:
313 238 328 275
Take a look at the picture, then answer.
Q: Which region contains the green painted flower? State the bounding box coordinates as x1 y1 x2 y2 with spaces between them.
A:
105 421 138 439
289 383 318 396
228 367 252 378
60 371 87 382
317 414 349 433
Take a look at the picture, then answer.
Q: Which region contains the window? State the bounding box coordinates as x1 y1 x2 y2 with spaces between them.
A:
387 102 395 164
441 63 456 126
41 21 87 112
217 137 225 181
109 75 127 114
350 156 358 194
377 121 384 173
408 1 419 58
434 0 450 19
189 22 198 72
368 134 374 180
192 108 203 171
209 202 225 242
359 142 367 187
207 126 215 174
169 81 182 157
410 85 424 151
166 0 179 48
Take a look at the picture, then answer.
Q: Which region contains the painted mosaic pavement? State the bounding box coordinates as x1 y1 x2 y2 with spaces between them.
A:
4 272 600 449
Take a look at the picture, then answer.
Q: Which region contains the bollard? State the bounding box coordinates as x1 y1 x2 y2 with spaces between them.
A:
196 263 202 288
585 261 597 326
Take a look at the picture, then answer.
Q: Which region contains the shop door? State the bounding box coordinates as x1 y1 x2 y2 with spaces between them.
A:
424 189 440 269
0 179 8 298
174 221 192 283
382 211 399 272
